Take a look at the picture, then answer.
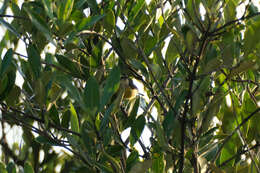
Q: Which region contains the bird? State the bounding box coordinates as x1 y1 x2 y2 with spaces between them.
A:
120 77 138 100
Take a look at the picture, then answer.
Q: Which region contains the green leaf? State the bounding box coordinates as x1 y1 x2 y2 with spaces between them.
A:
224 0 236 22
129 0 145 22
174 90 188 112
27 44 41 78
128 59 149 80
126 150 139 172
5 85 20 106
76 15 105 32
130 115 145 146
120 37 138 59
61 110 71 129
100 104 113 133
0 162 7 173
229 60 256 77
162 110 177 138
58 0 74 22
125 97 140 128
86 0 98 14
55 54 81 77
129 159 152 173
84 77 100 117
24 7 53 43
152 153 165 173
103 9 115 33
243 19 260 56
165 37 178 64
35 135 59 145
24 162 34 173
55 74 82 104
100 66 120 110
48 104 60 125
0 19 21 39
6 162 16 173
0 69 16 102
34 79 46 106
42 0 54 19
0 49 13 78
70 102 80 133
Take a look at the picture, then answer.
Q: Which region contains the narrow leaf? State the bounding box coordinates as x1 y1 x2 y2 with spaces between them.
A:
55 74 81 103
0 49 13 77
70 102 80 133
76 15 105 32
0 19 21 39
58 0 74 22
100 66 120 110
42 0 54 19
27 44 41 78
130 115 145 146
24 7 53 43
84 77 100 116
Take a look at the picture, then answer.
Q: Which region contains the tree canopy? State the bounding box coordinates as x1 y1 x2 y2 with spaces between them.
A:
0 0 260 172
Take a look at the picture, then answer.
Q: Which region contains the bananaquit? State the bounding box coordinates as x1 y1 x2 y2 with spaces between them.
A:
120 77 138 100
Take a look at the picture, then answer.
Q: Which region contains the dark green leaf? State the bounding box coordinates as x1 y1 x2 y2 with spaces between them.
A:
55 74 82 104
24 7 53 43
84 77 100 117
24 162 34 173
100 66 120 110
129 0 145 22
162 110 177 138
35 136 58 146
103 9 115 33
165 37 178 65
6 162 16 173
126 150 140 172
55 54 81 77
76 15 105 32
61 110 71 129
130 115 145 146
0 19 21 39
100 104 113 133
0 69 16 102
86 0 98 14
48 104 60 125
0 48 13 77
27 44 41 78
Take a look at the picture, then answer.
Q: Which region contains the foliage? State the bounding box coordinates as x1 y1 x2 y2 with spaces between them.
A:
0 0 259 172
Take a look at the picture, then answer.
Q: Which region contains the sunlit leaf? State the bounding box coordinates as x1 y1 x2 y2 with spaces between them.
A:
70 102 80 133
58 0 74 22
0 162 7 173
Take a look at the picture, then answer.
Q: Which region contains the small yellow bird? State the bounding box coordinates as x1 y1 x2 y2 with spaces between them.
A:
121 77 138 100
